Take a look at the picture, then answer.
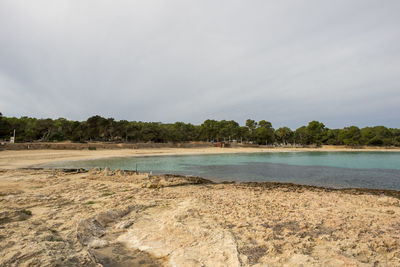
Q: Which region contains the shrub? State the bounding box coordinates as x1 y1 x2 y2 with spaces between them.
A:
20 209 32 216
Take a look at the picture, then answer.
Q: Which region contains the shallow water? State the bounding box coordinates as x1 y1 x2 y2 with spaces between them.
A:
42 152 400 190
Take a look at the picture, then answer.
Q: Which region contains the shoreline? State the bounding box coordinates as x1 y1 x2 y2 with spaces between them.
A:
17 167 400 196
1 146 400 169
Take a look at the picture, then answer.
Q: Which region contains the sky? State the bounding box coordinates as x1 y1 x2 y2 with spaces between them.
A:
0 0 399 129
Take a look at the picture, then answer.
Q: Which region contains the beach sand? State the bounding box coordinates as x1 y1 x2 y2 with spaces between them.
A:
1 148 400 266
1 145 400 169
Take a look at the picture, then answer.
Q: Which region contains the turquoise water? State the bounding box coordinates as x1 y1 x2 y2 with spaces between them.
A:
41 152 400 190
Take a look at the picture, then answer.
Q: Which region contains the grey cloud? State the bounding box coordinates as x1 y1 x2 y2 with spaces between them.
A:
0 0 399 129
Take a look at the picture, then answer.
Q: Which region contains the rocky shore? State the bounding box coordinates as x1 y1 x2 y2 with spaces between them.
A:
1 168 400 266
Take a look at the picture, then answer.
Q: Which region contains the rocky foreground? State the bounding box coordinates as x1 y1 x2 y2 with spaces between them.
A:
1 169 400 267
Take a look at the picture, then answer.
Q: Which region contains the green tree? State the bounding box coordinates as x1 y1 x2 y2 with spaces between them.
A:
275 127 293 145
361 126 392 146
325 129 341 145
390 128 400 146
0 113 399 147
294 126 308 145
238 126 249 142
306 121 326 145
218 120 240 141
86 115 109 141
200 120 220 141
245 119 257 142
254 120 275 145
338 126 361 146
0 112 11 139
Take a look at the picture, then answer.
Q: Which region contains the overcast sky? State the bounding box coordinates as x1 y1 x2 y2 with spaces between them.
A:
0 1 399 129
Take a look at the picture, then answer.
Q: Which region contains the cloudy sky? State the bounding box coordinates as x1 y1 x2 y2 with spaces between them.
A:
0 0 399 129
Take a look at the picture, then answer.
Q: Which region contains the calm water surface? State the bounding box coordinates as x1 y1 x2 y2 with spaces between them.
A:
41 152 400 190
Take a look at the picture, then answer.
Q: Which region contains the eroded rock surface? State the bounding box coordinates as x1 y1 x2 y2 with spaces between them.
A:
1 168 400 266
119 199 241 267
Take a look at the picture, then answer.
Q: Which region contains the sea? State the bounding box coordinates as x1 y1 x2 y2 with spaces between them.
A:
40 151 400 190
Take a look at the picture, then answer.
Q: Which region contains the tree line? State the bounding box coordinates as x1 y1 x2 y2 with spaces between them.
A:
0 113 399 146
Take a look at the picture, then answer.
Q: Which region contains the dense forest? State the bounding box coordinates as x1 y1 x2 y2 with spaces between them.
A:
0 113 399 146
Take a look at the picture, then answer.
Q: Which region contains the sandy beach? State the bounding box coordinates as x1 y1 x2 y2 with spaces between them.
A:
1 145 400 169
1 148 400 266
